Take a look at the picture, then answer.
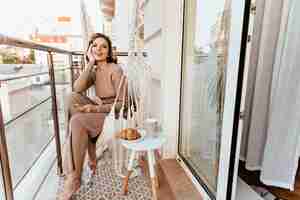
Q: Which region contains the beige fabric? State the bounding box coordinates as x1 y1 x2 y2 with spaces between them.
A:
62 63 124 178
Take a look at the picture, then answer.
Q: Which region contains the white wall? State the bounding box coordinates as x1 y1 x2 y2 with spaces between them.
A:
112 0 130 51
84 0 103 33
144 0 163 121
144 0 184 159
144 30 162 79
160 0 184 158
138 0 184 159
144 0 162 39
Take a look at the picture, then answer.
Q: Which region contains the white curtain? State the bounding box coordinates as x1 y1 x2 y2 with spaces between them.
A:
261 0 300 190
241 0 300 190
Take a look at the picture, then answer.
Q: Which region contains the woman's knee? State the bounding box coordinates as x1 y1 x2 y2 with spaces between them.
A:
69 114 83 132
67 92 84 115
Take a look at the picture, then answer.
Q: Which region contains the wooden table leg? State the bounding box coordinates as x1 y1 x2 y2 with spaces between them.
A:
148 150 158 200
123 170 132 195
123 150 136 195
152 151 159 188
154 172 159 188
151 178 158 200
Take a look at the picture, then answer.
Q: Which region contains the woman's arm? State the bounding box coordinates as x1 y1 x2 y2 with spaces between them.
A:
73 63 96 93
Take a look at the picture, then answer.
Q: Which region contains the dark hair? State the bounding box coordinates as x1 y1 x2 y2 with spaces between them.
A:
86 33 114 63
112 46 118 64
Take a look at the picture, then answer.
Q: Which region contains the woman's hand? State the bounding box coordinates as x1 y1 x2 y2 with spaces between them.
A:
74 104 99 113
86 45 96 66
91 96 103 106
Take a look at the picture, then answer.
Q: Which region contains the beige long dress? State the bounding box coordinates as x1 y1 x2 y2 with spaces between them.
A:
63 62 125 178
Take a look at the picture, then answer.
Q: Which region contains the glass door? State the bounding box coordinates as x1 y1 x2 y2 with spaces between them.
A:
178 0 250 199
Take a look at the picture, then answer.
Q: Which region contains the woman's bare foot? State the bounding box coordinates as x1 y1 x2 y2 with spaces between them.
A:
88 143 97 175
60 176 80 200
88 159 97 175
88 142 97 175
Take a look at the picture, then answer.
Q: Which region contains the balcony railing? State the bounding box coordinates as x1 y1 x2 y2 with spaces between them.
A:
0 34 86 200
0 34 147 200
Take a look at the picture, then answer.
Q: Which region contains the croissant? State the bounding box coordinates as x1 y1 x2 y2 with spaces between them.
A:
116 128 141 140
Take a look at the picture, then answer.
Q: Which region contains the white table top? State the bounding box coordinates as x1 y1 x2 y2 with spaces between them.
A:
120 135 167 151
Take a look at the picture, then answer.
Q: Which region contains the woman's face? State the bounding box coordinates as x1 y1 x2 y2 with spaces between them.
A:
91 37 109 62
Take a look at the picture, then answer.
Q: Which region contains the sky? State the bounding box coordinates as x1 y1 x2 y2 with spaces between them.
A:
0 0 102 39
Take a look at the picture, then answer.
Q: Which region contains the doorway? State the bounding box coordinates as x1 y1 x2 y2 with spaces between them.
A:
177 0 250 199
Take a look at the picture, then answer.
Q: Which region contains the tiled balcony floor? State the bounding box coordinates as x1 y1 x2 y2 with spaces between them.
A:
56 150 153 200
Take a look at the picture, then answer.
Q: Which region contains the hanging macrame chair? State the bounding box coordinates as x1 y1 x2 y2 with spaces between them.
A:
95 52 151 178
95 0 151 177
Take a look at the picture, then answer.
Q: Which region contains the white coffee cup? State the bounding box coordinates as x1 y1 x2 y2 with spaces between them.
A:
145 118 159 137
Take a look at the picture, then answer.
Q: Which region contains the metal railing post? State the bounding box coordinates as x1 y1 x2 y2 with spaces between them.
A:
0 95 14 200
80 55 86 95
47 52 63 176
80 55 85 72
69 54 74 91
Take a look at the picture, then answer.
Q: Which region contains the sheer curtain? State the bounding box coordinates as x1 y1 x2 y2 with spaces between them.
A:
261 0 300 190
241 0 300 190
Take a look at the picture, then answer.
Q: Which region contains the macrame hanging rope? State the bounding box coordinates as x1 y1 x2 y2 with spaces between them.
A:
96 0 151 178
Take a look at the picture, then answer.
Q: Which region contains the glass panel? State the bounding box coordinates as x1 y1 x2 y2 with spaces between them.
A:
52 53 69 69
5 100 54 189
34 159 58 200
0 46 58 198
52 53 72 143
3 79 51 124
52 54 73 173
54 68 72 143
1 50 51 124
179 0 231 195
71 55 84 81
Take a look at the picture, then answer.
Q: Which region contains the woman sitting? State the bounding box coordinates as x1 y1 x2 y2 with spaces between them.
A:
60 33 125 200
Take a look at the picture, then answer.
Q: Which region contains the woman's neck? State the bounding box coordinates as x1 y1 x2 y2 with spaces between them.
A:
96 60 107 67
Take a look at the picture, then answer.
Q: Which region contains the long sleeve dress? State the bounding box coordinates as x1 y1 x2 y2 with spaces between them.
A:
64 62 125 174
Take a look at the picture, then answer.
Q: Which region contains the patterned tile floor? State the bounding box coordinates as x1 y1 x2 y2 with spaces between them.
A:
56 151 153 200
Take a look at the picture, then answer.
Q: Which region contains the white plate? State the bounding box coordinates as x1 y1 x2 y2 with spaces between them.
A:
119 129 146 144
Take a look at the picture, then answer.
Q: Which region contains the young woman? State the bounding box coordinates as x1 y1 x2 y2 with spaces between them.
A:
60 33 125 199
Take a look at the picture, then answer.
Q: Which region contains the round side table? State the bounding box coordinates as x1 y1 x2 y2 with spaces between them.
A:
120 135 166 200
